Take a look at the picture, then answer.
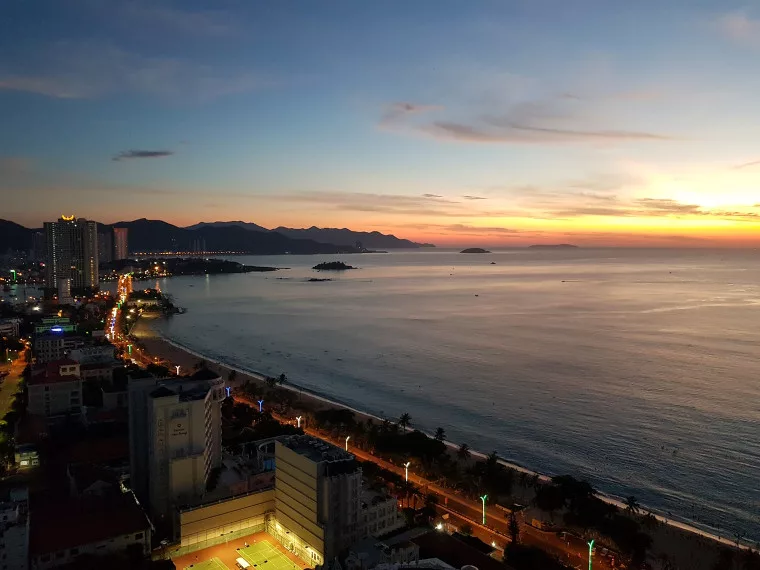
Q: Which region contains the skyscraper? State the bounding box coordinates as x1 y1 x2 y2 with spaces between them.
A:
44 216 99 290
113 227 128 260
98 231 113 264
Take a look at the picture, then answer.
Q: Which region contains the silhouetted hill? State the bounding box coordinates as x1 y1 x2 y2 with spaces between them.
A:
111 219 356 254
0 219 34 253
185 221 269 232
273 226 427 248
0 218 358 255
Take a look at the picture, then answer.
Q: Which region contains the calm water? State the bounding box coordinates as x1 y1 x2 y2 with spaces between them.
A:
151 249 760 541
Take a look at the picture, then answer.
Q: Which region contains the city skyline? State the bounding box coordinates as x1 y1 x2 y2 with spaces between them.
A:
2 1 760 246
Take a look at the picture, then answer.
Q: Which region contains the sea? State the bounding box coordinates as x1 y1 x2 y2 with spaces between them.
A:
144 248 760 542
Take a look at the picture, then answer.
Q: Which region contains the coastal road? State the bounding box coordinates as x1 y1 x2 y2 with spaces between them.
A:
234 395 619 570
0 350 26 420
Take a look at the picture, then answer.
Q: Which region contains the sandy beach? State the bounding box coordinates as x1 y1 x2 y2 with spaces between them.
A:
132 315 743 569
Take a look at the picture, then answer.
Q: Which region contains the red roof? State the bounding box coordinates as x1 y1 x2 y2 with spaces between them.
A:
31 493 150 555
29 359 81 386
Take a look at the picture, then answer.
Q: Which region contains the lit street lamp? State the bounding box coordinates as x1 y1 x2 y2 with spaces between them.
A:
404 461 411 482
296 416 302 428
480 494 488 525
345 436 350 451
175 365 181 376
257 400 264 412
587 540 594 570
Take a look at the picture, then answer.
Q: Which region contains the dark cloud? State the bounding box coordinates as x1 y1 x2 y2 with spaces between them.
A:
112 149 174 161
734 159 760 169
463 195 486 200
422 193 443 198
383 93 676 145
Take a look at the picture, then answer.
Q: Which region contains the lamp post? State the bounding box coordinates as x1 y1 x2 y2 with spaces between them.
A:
175 365 180 376
345 436 350 451
480 494 488 525
404 461 411 482
587 539 594 570
296 416 302 428
258 400 264 413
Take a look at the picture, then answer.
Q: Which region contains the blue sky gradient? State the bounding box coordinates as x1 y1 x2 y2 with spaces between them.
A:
2 1 759 245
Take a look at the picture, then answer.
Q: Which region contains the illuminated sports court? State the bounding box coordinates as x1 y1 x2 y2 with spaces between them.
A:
175 533 309 570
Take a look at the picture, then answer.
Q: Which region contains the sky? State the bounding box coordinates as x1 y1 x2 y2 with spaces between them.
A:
1 1 760 247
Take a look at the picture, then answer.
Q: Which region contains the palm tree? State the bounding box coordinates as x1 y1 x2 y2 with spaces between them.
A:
228 369 238 384
277 373 287 385
508 511 520 545
624 495 640 514
457 443 471 461
399 413 411 431
265 375 277 389
434 427 446 442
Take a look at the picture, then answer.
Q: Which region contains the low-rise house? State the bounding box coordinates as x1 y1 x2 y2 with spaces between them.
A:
0 487 30 570
361 490 405 538
29 493 151 570
27 359 82 418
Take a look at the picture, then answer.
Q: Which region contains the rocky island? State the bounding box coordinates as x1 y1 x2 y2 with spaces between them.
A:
460 248 491 254
312 261 355 270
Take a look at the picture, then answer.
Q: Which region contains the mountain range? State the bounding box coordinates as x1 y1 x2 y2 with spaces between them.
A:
0 219 433 255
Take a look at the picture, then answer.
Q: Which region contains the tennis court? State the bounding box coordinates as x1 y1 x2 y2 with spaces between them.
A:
237 540 301 570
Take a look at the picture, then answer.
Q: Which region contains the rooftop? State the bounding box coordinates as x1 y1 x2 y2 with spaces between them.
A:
412 532 512 570
30 493 150 556
280 435 356 464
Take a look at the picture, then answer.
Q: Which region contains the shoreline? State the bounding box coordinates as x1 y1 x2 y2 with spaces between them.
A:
132 316 745 559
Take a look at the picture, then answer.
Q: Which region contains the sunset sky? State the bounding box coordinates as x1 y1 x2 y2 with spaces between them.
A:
2 1 760 246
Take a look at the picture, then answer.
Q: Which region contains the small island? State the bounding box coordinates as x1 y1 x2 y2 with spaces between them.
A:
312 261 355 271
528 244 578 249
460 248 491 254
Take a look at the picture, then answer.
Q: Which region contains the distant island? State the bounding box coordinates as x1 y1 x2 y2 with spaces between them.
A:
460 248 491 254
528 244 578 249
312 261 355 270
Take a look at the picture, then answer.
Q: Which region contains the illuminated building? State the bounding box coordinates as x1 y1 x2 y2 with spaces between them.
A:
128 370 224 533
27 358 82 418
272 435 363 565
57 277 72 305
44 216 99 290
113 227 129 260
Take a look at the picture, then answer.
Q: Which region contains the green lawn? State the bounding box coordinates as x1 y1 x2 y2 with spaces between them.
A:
237 541 299 570
184 558 229 570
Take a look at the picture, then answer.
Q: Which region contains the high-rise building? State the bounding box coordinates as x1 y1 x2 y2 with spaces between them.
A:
128 371 224 531
271 435 363 565
29 231 46 263
98 231 113 263
113 227 128 260
44 216 99 290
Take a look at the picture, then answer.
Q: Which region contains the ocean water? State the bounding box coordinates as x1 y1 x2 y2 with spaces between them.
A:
149 248 760 541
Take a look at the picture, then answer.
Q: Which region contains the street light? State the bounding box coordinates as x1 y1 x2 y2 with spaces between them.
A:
404 461 411 482
175 365 181 376
296 416 302 428
257 399 264 412
480 494 488 525
345 436 350 451
587 540 594 570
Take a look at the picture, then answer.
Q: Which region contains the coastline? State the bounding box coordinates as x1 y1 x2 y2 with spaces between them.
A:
132 315 743 565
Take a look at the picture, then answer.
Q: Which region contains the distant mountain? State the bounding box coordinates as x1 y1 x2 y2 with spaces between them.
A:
0 219 35 253
0 218 357 255
185 221 269 232
272 226 428 249
111 219 356 254
0 218 432 254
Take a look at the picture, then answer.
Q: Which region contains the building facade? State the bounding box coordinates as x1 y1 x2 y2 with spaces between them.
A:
360 490 405 538
97 231 113 264
0 488 29 570
44 216 99 290
27 359 82 418
113 227 128 260
128 372 224 531
273 436 363 565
